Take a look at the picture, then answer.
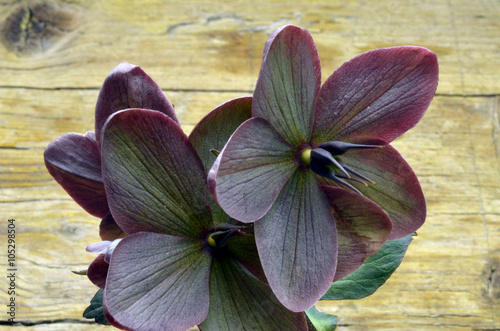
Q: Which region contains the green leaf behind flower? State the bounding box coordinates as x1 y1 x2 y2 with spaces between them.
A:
83 289 110 325
320 233 415 300
305 306 338 331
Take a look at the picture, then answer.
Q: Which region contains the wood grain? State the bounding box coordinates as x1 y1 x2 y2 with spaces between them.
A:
1 0 499 329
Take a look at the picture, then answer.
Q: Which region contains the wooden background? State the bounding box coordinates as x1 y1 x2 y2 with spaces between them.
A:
0 0 499 330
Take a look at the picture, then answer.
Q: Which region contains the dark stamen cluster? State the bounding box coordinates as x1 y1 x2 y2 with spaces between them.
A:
206 223 250 249
309 141 382 194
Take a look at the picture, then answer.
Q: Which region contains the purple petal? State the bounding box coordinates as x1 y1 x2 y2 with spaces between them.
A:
314 46 438 145
209 117 297 223
200 256 308 330
87 254 108 289
331 145 426 240
95 62 178 147
253 25 321 146
189 97 253 225
321 187 393 281
189 96 252 173
101 109 212 238
104 232 211 331
99 213 126 241
44 131 109 218
225 227 267 283
254 170 337 312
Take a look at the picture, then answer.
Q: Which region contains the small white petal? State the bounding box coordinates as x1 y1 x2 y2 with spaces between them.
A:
86 241 112 254
104 238 124 263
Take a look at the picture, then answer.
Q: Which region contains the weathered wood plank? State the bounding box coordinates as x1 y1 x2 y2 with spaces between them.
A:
0 88 247 148
0 0 498 94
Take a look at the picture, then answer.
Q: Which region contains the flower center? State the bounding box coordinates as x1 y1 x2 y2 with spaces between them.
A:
300 148 312 165
309 141 383 194
206 223 250 249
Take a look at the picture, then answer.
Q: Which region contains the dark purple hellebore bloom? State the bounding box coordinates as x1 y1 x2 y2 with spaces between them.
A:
44 62 178 239
98 99 309 331
209 25 438 311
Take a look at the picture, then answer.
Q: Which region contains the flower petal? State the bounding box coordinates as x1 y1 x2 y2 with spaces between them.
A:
333 145 426 240
87 254 108 289
321 187 392 281
86 241 112 255
314 46 438 145
44 131 108 218
253 25 321 146
189 96 252 225
199 255 308 331
209 117 297 223
104 232 211 331
254 170 337 312
225 227 267 283
99 213 126 241
189 96 252 173
95 62 178 147
86 239 123 263
101 108 212 238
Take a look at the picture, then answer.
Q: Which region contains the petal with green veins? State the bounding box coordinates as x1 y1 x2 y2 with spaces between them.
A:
254 170 337 312
101 108 212 238
225 226 267 284
103 232 211 331
189 96 252 173
209 117 297 223
189 96 252 225
314 46 438 145
199 255 308 331
253 25 320 146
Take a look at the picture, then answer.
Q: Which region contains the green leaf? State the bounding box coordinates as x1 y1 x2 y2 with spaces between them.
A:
320 233 415 300
305 306 338 331
83 289 110 325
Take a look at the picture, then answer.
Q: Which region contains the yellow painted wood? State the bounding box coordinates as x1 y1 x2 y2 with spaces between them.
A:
0 0 499 329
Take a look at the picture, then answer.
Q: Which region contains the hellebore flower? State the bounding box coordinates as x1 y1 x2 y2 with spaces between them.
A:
98 100 309 330
209 25 438 311
44 62 178 239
